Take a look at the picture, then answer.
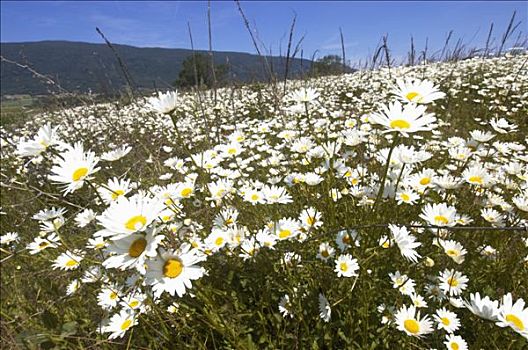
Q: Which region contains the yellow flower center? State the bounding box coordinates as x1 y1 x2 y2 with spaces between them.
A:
307 216 316 226
441 317 450 326
181 188 193 197
321 250 329 258
128 238 147 258
382 241 390 248
72 167 88 181
406 91 420 102
468 175 483 184
447 276 459 287
111 189 125 200
110 292 118 300
435 215 449 225
39 241 49 248
120 319 132 330
228 148 237 155
419 177 431 186
65 259 78 267
225 218 234 225
505 314 525 331
400 193 410 202
163 258 183 278
129 300 139 308
403 319 420 334
340 262 348 272
446 249 459 257
251 194 259 201
279 229 291 239
125 215 147 231
451 343 459 350
390 119 411 130
215 237 224 246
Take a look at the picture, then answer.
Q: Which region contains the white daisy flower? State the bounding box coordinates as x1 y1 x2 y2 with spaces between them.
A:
394 305 433 337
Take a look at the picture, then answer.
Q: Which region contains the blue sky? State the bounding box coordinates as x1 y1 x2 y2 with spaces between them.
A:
1 1 526 64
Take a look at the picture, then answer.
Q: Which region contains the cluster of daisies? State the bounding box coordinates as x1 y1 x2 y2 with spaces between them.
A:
2 53 527 346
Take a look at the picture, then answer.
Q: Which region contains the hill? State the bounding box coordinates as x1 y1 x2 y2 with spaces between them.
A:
0 41 311 95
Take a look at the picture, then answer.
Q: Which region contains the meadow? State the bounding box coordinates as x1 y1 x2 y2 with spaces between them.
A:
1 52 527 349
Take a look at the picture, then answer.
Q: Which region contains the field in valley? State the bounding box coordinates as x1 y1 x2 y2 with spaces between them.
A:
1 53 527 349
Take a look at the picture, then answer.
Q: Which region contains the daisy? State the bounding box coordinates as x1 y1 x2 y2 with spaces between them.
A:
48 142 100 194
420 203 458 227
255 228 277 249
32 207 67 221
336 229 359 250
318 293 331 322
204 228 230 252
396 187 420 205
98 177 132 204
490 117 517 134
434 307 460 333
393 78 446 104
462 164 493 187
439 269 469 296
410 293 428 308
288 87 320 104
496 293 528 338
16 123 60 158
369 101 437 137
316 242 335 261
389 271 416 296
439 240 467 264
273 218 301 241
66 279 81 296
75 209 96 228
481 208 504 226
101 145 132 161
444 334 468 350
299 207 323 230
86 236 107 250
262 185 293 204
27 233 61 255
334 254 359 277
243 188 265 205
103 309 138 339
97 285 122 310
394 305 433 337
389 224 421 263
52 250 84 271
148 90 178 114
470 130 495 143
145 244 205 298
96 193 165 240
102 227 164 274
0 232 19 245
463 292 499 321
278 294 294 318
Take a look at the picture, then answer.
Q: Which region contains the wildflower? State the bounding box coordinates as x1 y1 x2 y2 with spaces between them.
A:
370 101 437 137
439 269 468 296
52 250 84 271
96 194 165 240
278 294 293 318
75 209 96 228
48 142 100 194
103 309 138 339
101 145 132 161
496 293 528 338
145 245 205 298
0 232 19 245
318 293 331 322
393 78 445 104
148 90 178 114
463 292 499 321
389 271 416 296
434 307 460 333
316 242 335 261
420 203 458 227
98 177 132 204
27 233 61 255
16 123 60 158
439 240 467 264
334 254 359 277
102 227 164 274
288 87 320 104
394 305 433 337
389 224 421 263
444 334 468 350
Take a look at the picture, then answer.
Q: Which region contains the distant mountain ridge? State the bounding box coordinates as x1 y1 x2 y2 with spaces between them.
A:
1 41 311 95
